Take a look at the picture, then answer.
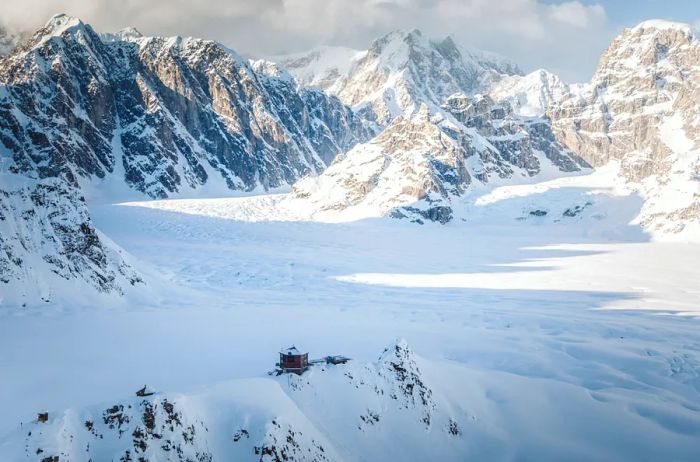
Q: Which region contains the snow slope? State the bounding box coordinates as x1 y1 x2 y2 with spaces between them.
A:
123 159 699 241
2 17 700 462
2 189 700 460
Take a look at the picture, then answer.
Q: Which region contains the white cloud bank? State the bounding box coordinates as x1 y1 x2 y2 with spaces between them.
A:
1 0 613 81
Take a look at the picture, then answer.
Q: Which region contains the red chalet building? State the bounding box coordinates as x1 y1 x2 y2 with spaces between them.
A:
278 346 309 374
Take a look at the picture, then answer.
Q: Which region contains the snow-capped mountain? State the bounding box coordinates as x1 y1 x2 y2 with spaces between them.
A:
275 23 700 232
279 30 586 223
0 341 471 461
489 69 574 117
0 14 374 300
272 45 367 93
290 98 585 223
3 15 700 303
279 30 521 124
1 14 373 199
550 20 700 233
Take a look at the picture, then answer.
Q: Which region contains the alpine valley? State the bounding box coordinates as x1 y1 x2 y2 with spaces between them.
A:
1 13 700 462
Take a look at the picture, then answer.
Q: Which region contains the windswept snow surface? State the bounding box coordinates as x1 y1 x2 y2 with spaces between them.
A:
2 174 700 460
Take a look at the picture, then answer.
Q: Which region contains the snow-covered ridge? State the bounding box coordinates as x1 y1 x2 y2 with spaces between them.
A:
489 68 574 117
0 341 471 461
271 45 367 92
274 29 522 121
0 13 374 301
631 19 695 35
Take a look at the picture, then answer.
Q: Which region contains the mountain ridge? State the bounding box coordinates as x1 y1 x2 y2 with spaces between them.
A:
1 15 700 303
0 13 374 301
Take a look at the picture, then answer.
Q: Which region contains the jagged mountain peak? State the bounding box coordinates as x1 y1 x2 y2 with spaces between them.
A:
5 13 105 62
34 13 92 43
364 28 520 77
549 19 700 234
630 19 695 35
275 29 522 125
348 34 522 122
378 338 414 365
595 18 698 78
368 28 427 56
489 68 571 117
43 13 84 31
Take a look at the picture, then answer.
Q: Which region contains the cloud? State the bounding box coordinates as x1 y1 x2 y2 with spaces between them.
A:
548 1 606 28
0 0 613 81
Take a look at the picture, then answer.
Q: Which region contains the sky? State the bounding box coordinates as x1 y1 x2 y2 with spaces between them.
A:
2 0 700 82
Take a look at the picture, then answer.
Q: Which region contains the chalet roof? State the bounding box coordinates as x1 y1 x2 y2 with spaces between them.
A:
280 346 304 355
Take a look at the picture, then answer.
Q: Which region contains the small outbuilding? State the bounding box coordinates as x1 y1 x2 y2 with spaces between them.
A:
325 355 350 365
278 346 309 374
135 385 155 397
37 412 48 423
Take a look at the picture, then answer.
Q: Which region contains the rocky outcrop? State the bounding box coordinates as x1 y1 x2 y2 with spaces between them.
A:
0 176 142 304
9 393 340 462
16 397 213 462
375 340 436 427
549 21 696 174
549 20 700 232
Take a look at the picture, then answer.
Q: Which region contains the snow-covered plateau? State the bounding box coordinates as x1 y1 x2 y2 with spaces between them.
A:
1 13 700 462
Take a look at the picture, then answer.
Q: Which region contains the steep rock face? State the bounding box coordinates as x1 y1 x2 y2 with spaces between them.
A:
0 14 374 299
549 20 700 232
550 21 698 173
0 14 373 199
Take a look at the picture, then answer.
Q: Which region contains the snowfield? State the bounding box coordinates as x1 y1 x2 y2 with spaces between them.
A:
1 173 700 461
3 14 700 461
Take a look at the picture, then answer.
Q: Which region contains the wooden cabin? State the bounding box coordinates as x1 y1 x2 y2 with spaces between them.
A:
279 346 309 374
37 412 48 423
